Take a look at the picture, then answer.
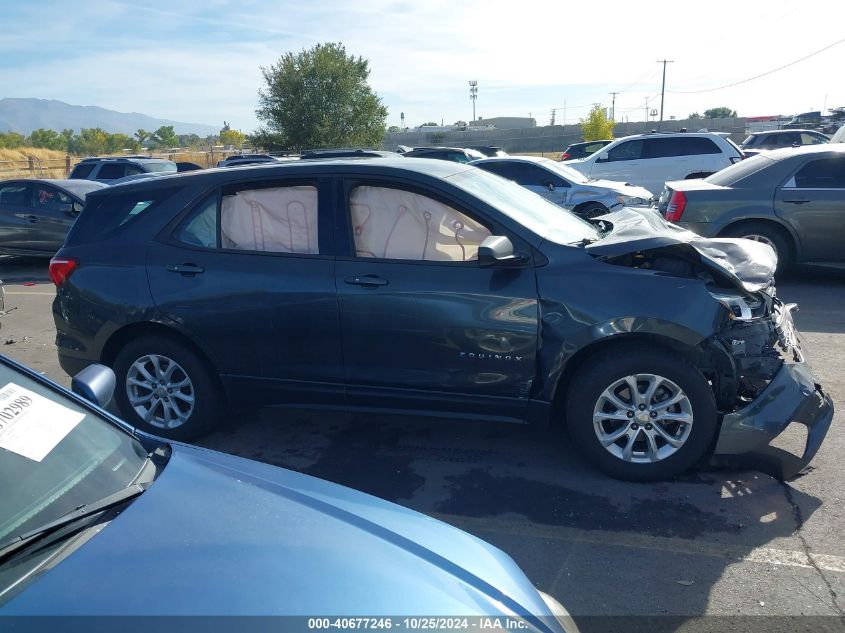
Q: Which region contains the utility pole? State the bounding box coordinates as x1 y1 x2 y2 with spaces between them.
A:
609 92 619 121
550 109 556 126
657 59 674 125
469 80 478 123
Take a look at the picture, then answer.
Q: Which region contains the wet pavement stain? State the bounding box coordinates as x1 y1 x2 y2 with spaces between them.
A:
301 420 426 502
436 468 735 538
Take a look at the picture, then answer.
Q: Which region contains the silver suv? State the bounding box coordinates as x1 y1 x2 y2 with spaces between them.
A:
69 156 177 183
566 132 744 196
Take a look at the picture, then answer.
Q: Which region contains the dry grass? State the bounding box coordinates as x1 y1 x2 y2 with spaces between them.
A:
0 147 76 180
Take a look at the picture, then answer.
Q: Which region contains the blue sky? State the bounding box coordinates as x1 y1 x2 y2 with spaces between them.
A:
1 0 844 133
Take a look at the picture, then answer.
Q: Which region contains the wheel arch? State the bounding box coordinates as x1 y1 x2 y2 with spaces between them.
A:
572 200 608 216
100 321 229 405
550 333 707 423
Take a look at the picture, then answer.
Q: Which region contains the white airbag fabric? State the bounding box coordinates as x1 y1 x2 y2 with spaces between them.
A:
221 186 318 254
351 186 491 261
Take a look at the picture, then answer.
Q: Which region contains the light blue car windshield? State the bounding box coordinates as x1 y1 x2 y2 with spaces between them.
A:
446 168 599 244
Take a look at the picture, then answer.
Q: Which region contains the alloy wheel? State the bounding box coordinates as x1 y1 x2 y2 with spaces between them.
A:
592 373 693 464
126 354 195 429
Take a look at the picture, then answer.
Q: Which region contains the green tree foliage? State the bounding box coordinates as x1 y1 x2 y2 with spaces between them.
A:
27 128 66 150
256 42 388 149
703 107 737 118
0 131 26 149
134 129 151 145
688 112 702 119
387 125 400 133
151 125 178 149
580 105 615 141
219 128 246 148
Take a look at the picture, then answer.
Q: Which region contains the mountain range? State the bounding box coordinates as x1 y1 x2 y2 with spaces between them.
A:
0 98 220 137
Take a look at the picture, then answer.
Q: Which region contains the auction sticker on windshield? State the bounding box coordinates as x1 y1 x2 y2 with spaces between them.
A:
0 383 85 462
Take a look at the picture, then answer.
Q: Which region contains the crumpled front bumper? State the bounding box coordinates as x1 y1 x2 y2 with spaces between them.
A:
713 359 834 479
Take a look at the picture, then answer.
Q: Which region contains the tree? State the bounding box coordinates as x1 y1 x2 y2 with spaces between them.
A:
703 107 737 119
387 125 400 133
421 122 438 127
0 131 26 149
134 129 151 145
152 125 178 149
580 104 614 141
688 112 702 119
28 128 65 150
220 127 246 148
256 42 387 150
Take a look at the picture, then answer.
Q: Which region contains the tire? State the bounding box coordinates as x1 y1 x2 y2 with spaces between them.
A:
575 202 608 219
113 335 223 440
721 222 792 273
565 346 717 481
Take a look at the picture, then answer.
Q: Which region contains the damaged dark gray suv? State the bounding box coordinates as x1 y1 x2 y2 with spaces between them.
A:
50 157 833 481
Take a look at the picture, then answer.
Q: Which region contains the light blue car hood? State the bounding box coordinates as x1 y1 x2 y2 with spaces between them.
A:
2 443 561 629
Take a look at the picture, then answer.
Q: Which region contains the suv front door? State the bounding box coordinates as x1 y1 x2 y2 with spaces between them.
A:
334 179 539 421
29 183 80 252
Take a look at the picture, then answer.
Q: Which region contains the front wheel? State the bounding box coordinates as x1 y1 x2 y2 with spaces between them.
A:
113 335 223 440
566 347 717 481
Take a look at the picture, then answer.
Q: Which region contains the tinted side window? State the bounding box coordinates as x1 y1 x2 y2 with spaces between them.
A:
683 137 721 155
33 185 74 212
644 137 685 158
96 164 126 180
481 162 563 187
0 183 30 206
126 164 145 176
176 194 218 248
349 185 491 262
800 133 826 146
69 187 180 244
607 140 644 162
69 163 95 179
221 185 319 254
793 158 845 188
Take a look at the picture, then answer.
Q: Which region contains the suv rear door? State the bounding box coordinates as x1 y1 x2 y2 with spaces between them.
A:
333 177 539 421
774 155 845 262
145 177 344 407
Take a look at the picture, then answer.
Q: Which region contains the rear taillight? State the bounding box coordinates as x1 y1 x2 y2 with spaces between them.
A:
560 152 571 160
49 257 79 288
665 190 687 222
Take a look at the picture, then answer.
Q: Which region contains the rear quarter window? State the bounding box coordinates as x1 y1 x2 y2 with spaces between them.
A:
65 186 181 245
683 137 722 155
69 163 95 179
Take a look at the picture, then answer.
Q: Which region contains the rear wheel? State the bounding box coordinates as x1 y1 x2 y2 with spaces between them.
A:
566 347 717 481
113 336 223 440
722 222 792 273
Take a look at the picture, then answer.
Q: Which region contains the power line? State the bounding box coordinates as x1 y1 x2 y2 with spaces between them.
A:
670 35 845 94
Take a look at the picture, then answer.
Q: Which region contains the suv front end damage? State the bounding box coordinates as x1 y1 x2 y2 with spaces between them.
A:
587 208 834 478
708 296 833 478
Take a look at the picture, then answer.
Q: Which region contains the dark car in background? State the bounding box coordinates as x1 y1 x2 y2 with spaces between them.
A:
0 355 573 629
400 146 486 163
559 140 612 162
69 156 177 182
0 179 107 256
50 157 832 481
739 129 829 158
658 145 845 271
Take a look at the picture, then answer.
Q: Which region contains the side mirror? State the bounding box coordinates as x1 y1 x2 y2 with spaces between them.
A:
478 235 524 267
72 364 116 408
595 153 609 163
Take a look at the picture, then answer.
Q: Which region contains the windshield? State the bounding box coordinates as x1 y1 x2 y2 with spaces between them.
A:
705 153 775 186
0 361 147 545
538 158 589 184
143 162 177 173
447 168 599 244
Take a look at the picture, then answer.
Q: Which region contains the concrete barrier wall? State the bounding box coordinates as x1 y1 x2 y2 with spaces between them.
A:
384 117 747 153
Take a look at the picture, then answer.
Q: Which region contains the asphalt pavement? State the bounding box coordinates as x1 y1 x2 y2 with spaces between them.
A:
1 255 843 632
